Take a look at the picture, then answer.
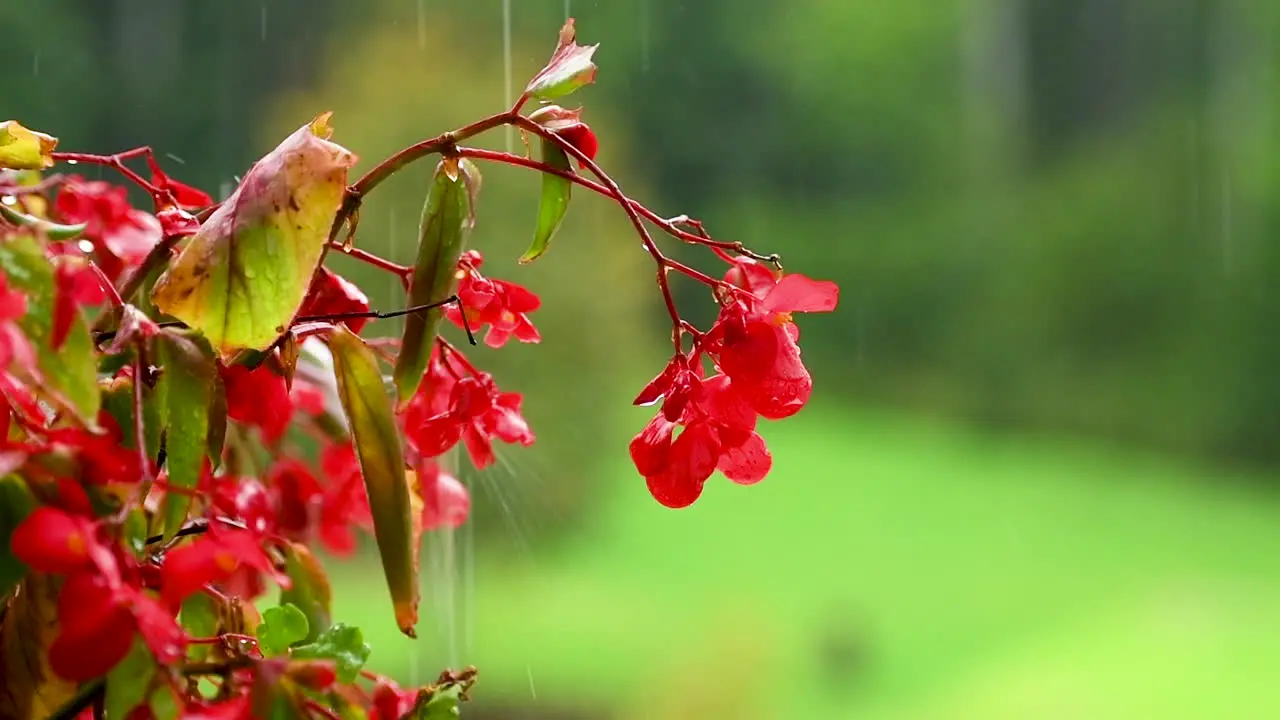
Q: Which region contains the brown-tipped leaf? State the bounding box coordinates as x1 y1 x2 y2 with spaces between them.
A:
392 158 480 406
328 325 418 637
0 574 77 719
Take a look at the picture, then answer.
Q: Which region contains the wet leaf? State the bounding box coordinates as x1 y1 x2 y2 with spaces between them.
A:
525 19 599 101
279 541 332 644
150 114 357 358
291 624 371 684
0 574 77 719
104 373 163 463
409 682 468 719
0 475 36 598
155 330 216 538
0 234 99 420
0 203 85 240
256 603 310 657
329 325 418 636
149 684 181 720
393 158 479 406
105 639 156 719
0 121 58 170
520 137 572 264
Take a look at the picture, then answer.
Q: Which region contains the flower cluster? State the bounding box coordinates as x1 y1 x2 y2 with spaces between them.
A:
631 258 839 507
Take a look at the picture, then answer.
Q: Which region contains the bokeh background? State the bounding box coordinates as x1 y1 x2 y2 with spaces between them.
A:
8 1 1280 717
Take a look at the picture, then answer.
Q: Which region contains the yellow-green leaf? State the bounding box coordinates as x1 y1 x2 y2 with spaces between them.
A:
155 330 216 538
520 136 572 264
0 121 58 170
150 113 357 358
329 325 418 637
0 234 99 420
392 158 479 407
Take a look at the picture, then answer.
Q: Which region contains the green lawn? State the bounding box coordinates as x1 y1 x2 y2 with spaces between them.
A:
331 404 1280 718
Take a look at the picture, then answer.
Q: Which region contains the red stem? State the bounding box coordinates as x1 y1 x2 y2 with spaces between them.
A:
326 241 411 285
51 149 164 201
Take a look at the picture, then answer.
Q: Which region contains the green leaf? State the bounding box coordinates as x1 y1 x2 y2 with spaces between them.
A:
0 475 36 598
520 137 572 264
291 624 371 684
256 603 311 657
122 506 149 556
155 330 216 538
149 685 181 720
279 541 333 644
392 158 479 406
105 639 155 719
330 325 420 636
0 120 57 170
0 203 86 240
103 373 164 461
0 234 99 420
149 114 357 358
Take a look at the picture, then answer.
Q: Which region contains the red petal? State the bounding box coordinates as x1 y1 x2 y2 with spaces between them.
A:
10 506 97 573
51 572 135 681
723 258 778 298
763 274 840 314
419 464 470 530
645 469 705 509
629 414 675 477
299 268 372 333
670 420 721 488
717 431 772 485
161 536 238 605
126 589 187 663
222 363 293 443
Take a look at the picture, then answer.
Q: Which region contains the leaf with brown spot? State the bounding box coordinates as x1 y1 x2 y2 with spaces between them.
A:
150 114 358 358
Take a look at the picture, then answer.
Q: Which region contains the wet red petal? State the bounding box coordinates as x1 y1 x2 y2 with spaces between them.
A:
763 274 839 314
629 414 675 478
419 463 470 531
10 506 96 574
51 571 134 681
299 268 372 333
724 258 778 298
717 431 772 485
126 588 187 664
670 421 720 489
646 469 705 509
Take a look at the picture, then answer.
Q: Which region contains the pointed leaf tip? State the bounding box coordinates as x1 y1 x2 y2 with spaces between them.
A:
525 20 599 101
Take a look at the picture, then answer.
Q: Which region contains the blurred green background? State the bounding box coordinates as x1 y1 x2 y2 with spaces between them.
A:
8 0 1280 717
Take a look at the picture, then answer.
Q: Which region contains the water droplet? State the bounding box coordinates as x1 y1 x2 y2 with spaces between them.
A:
66 159 78 165
0 196 15 206
77 239 94 253
244 267 257 279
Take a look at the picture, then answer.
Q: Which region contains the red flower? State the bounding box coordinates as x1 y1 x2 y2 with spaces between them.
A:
145 154 213 210
445 251 541 348
55 177 162 280
630 374 769 508
267 459 323 539
417 459 469 530
528 105 599 169
402 362 534 470
0 271 34 372
298 268 372 333
633 353 702 422
315 441 372 555
161 525 287 606
221 363 293 443
44 424 144 486
705 260 839 419
52 256 108 350
10 506 102 574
